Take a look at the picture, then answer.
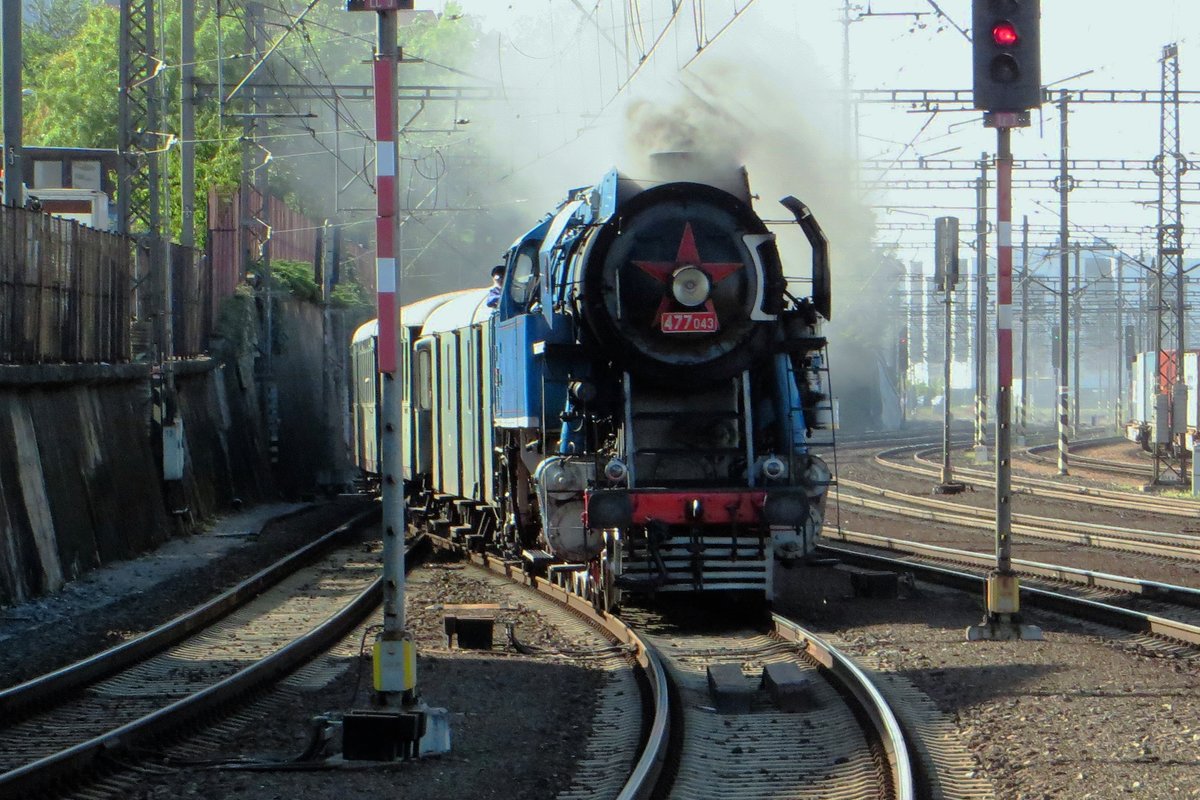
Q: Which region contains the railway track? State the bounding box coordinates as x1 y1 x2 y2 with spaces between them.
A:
837 476 1200 562
0 507 387 798
435 541 920 799
876 444 1200 518
821 538 1200 653
1025 437 1155 479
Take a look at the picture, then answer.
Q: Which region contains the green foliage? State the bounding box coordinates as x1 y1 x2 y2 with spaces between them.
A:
269 259 321 303
330 279 371 310
23 0 92 63
266 258 371 312
23 3 119 147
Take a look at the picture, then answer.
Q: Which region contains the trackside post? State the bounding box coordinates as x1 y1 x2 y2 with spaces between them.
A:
967 0 1043 642
341 0 450 758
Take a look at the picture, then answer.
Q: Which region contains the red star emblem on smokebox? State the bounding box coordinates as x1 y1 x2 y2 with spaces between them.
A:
632 222 742 333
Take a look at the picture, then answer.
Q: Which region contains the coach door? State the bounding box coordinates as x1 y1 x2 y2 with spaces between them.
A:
477 323 494 506
438 332 464 497
459 327 481 503
413 339 434 480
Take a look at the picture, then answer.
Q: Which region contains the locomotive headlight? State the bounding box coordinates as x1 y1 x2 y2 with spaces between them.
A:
671 266 711 307
604 459 628 484
761 456 788 482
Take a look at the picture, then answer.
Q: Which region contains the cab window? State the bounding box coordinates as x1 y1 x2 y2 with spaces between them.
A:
509 251 535 306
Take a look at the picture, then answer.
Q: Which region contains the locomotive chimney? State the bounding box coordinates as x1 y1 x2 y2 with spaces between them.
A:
648 151 751 204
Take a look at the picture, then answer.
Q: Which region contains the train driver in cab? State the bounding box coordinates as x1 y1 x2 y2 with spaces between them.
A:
486 263 505 310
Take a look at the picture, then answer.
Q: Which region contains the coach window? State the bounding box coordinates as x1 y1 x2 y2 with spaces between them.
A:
415 345 433 411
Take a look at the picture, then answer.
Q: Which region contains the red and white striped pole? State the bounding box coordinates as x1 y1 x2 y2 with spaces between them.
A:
994 124 1014 576
374 51 397 376
372 7 416 707
968 112 1040 641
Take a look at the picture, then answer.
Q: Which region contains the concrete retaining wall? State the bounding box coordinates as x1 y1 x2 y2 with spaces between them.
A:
0 358 274 606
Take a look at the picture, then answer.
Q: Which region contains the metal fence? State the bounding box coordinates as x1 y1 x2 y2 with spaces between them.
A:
0 205 133 364
171 244 210 358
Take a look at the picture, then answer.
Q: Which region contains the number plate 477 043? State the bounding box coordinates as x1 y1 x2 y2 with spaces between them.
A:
660 312 718 333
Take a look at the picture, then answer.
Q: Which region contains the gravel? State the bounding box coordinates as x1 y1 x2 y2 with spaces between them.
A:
807 441 1200 798
127 562 610 800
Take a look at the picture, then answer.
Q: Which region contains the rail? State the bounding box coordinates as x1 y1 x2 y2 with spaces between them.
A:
433 543 671 800
772 614 916 800
0 507 396 797
822 544 1200 648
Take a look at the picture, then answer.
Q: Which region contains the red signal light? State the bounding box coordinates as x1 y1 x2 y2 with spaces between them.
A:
992 21 1019 47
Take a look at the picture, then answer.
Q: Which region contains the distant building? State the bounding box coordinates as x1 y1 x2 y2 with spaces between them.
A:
1 146 119 230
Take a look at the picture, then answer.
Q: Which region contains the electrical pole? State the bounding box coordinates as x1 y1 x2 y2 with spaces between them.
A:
1019 215 1029 444
1 0 22 207
1116 255 1124 432
1073 243 1081 434
1056 90 1071 476
1152 43 1187 486
159 0 176 456
974 153 989 463
119 0 162 345
841 0 852 149
181 0 196 250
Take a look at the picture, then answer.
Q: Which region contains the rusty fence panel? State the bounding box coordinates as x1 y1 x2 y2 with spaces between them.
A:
0 205 134 364
170 243 211 358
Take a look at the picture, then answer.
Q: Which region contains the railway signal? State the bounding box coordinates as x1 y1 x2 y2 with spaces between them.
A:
972 0 1042 112
967 0 1042 642
934 217 966 496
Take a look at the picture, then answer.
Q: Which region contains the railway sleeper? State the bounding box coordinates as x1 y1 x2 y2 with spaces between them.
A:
706 663 755 713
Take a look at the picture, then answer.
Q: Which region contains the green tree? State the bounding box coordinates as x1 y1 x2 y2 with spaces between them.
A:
23 2 119 147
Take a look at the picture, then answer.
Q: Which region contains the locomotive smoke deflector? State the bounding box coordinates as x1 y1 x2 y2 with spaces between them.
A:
779 196 831 321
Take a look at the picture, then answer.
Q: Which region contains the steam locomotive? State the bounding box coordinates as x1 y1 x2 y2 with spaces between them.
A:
351 159 835 607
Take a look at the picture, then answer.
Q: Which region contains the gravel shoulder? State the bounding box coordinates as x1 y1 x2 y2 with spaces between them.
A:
776 564 1200 799
128 561 612 800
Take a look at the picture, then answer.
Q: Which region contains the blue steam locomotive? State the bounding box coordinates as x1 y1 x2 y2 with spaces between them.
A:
351 159 835 607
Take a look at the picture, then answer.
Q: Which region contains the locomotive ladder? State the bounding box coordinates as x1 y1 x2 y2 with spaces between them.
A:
786 342 841 529
791 342 839 459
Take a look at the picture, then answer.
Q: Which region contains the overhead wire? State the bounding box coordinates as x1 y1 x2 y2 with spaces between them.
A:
223 0 376 193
